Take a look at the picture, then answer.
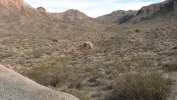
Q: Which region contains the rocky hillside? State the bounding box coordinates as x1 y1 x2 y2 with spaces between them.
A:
0 0 106 32
52 9 89 22
0 0 53 22
129 0 177 24
97 0 177 25
97 10 137 24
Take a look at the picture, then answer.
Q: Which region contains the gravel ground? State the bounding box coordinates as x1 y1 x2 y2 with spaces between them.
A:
0 64 79 100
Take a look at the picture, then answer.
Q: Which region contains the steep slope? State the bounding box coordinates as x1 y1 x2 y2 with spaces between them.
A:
0 0 31 21
97 0 177 25
129 0 177 24
97 10 137 24
0 0 54 22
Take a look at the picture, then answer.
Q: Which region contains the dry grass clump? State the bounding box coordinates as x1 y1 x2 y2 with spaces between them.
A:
131 54 156 68
22 57 91 99
58 87 90 100
162 51 177 72
22 57 83 87
0 51 15 59
162 61 177 72
114 70 173 100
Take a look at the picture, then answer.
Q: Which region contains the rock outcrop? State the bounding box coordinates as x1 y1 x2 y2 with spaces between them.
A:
0 64 79 100
37 7 46 12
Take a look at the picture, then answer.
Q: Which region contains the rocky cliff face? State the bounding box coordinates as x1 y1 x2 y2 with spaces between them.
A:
127 0 177 25
136 1 167 16
160 0 177 12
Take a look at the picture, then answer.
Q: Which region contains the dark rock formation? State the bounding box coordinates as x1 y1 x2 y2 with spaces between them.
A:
37 7 46 12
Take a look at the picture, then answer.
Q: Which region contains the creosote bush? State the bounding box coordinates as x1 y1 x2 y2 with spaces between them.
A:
114 70 173 100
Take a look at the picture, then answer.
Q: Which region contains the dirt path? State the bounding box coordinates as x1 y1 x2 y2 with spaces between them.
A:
0 64 79 100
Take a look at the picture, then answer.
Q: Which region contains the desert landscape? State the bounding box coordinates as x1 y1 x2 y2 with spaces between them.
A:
0 0 177 100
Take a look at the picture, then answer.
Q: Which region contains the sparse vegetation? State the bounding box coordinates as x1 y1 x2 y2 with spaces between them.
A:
163 61 177 72
114 70 173 100
1 0 177 99
22 57 84 87
58 87 90 100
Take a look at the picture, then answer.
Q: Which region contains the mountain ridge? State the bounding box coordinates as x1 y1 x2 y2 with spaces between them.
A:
52 9 90 22
97 10 137 24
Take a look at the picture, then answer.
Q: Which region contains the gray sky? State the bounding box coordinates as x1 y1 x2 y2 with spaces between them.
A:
24 0 164 18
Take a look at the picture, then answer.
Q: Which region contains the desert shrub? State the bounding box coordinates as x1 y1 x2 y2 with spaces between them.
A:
135 29 140 32
58 87 90 100
139 60 156 67
0 51 15 59
114 70 173 100
31 48 44 58
22 57 84 87
162 61 177 72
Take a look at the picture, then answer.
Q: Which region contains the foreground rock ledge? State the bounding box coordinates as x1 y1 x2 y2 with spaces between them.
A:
0 64 79 100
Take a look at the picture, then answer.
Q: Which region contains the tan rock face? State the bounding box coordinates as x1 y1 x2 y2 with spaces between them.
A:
0 0 25 11
0 0 54 21
0 0 24 5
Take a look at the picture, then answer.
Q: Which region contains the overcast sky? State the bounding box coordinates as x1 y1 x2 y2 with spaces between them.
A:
24 0 164 18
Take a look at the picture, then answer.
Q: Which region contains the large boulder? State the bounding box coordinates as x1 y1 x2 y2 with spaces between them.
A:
83 42 93 49
0 64 79 100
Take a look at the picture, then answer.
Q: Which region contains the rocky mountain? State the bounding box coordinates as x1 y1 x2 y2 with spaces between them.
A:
0 0 54 23
52 9 89 22
136 1 167 16
0 0 31 21
129 0 177 24
97 10 137 24
97 0 177 25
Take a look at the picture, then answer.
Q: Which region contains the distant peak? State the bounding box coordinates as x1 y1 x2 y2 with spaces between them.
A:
66 9 79 12
68 9 77 11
